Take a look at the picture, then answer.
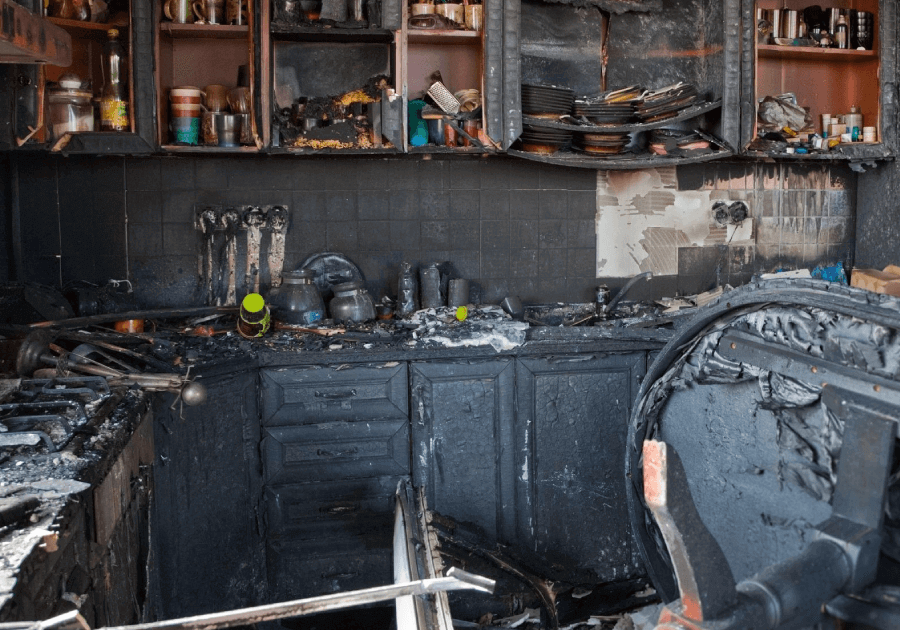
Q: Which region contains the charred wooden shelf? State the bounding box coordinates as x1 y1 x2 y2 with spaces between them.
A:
47 14 129 37
159 23 249 39
272 146 400 154
269 24 394 42
408 30 481 45
160 144 260 153
507 147 732 170
757 44 877 62
522 100 723 134
743 144 892 162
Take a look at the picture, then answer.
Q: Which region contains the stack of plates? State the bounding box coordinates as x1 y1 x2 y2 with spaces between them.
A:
573 130 630 155
521 83 575 116
518 126 573 154
635 83 699 122
573 86 641 125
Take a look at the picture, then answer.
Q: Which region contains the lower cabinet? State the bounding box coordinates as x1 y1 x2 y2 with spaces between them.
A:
260 363 410 601
516 353 647 582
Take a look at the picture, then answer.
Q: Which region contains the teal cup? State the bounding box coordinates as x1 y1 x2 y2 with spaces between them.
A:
171 116 200 145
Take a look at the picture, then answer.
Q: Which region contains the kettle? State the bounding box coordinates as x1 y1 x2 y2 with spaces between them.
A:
268 270 326 326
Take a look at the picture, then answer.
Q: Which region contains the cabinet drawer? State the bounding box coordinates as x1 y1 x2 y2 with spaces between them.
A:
265 476 401 541
263 420 410 484
260 363 408 425
267 540 392 601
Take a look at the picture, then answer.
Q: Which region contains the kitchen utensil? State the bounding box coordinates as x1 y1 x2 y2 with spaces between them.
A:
268 269 326 325
171 103 203 118
202 111 221 144
300 252 365 301
238 113 253 144
435 2 463 23
216 114 242 147
410 2 432 14
329 281 375 324
464 4 481 30
47 86 94 141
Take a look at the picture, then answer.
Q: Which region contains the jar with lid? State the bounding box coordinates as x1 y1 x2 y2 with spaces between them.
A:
834 15 849 49
268 269 325 325
47 85 94 141
237 293 271 338
329 281 376 324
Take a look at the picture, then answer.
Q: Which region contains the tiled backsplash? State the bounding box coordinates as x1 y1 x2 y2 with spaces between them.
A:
596 162 856 296
9 155 856 308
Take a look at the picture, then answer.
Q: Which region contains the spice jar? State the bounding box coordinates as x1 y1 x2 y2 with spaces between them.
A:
47 85 94 141
237 293 271 338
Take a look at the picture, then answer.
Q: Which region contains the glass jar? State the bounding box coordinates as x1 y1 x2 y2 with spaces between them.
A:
47 87 94 141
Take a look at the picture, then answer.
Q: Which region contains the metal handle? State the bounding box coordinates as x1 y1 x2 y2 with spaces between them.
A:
316 447 359 458
321 504 359 515
314 389 356 399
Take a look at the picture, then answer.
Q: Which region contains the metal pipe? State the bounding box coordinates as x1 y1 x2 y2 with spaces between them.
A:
603 271 653 315
99 568 494 630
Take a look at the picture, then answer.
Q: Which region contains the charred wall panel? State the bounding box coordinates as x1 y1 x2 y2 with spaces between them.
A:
519 0 605 97
516 353 646 582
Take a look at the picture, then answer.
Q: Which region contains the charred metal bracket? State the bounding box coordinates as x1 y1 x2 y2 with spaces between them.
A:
643 349 898 629
193 205 290 233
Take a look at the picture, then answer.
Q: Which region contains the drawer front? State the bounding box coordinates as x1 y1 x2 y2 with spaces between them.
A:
267 541 392 601
263 420 410 484
265 476 401 541
260 363 408 425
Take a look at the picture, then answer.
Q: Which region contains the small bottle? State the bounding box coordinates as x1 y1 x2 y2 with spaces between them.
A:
835 15 849 49
100 29 130 132
396 261 418 316
237 293 271 338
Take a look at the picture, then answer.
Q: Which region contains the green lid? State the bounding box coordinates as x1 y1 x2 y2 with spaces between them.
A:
242 293 265 314
455 306 468 321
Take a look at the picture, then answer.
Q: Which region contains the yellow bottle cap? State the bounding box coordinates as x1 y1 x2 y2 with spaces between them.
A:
455 306 468 321
242 293 265 314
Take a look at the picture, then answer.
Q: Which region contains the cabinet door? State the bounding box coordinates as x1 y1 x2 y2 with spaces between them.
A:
516 353 646 582
410 359 516 543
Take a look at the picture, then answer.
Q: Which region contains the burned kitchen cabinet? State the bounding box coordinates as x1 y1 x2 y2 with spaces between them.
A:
515 353 646 582
410 359 517 542
149 365 266 619
259 362 410 601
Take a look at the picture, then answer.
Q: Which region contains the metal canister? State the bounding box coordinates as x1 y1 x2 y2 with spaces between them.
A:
329 281 376 324
397 261 418 316
448 278 469 307
419 263 442 309
268 269 325 325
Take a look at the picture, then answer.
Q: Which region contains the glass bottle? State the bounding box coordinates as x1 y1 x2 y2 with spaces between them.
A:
100 29 130 132
835 15 849 49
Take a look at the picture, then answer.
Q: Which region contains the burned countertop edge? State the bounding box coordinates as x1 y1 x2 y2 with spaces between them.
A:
0 389 153 617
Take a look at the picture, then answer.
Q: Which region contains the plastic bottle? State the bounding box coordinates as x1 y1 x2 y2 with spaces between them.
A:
101 29 129 132
396 261 418 316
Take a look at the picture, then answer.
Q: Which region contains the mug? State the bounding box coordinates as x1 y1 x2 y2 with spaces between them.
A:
464 4 481 31
193 0 225 24
204 84 228 111
171 116 200 144
171 103 203 118
164 0 193 22
238 113 252 144
171 86 203 100
216 114 242 147
227 0 248 24
228 87 251 113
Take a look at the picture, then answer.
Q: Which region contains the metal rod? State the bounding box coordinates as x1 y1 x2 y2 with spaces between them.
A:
101 569 494 630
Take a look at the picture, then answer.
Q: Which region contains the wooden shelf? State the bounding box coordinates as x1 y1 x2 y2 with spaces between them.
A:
47 15 128 38
159 23 249 39
408 29 480 45
269 24 394 42
408 145 495 154
757 44 877 62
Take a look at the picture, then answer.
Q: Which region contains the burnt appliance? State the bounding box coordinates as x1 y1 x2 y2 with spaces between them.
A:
627 279 900 629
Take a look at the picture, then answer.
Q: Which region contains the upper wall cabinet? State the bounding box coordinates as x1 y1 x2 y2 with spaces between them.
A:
740 0 895 161
506 0 738 169
0 0 154 153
